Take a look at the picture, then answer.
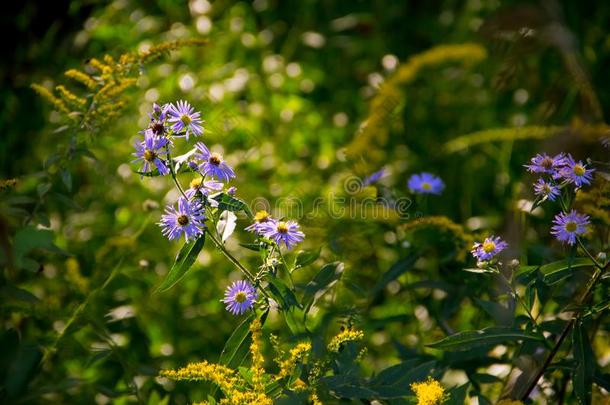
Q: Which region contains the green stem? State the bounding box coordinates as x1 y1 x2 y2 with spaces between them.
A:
206 229 271 300
576 237 603 269
166 145 187 199
520 262 607 400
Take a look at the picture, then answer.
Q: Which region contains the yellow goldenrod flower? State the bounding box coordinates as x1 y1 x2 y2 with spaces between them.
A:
160 360 237 394
249 318 266 392
497 400 523 405
310 392 323 405
410 378 447 405
64 69 97 89
327 328 364 352
276 342 311 380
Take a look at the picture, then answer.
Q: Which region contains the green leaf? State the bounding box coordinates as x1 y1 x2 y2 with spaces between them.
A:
13 226 65 270
302 261 344 313
212 193 253 219
445 383 470 405
541 258 594 285
372 254 418 295
60 169 72 191
427 327 544 351
320 375 378 399
369 360 437 398
573 320 594 405
294 247 321 270
217 312 255 369
155 235 205 293
239 242 262 251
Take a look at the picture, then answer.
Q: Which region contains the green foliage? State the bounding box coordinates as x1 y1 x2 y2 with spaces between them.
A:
2 0 609 404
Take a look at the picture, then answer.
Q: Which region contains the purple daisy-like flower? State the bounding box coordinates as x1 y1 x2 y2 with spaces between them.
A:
145 103 170 137
533 178 560 201
551 210 590 245
223 280 257 315
524 153 567 176
363 168 386 186
158 197 206 241
408 173 444 195
167 100 203 140
245 210 273 235
260 219 305 250
194 142 236 182
558 154 594 187
184 178 224 199
132 130 170 176
471 236 508 261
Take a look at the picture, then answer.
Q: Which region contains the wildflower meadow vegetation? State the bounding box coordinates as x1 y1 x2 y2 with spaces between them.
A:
2 1 610 404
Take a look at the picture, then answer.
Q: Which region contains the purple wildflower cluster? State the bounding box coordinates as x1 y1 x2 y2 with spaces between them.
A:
525 152 594 202
132 101 308 316
524 152 593 245
245 210 305 250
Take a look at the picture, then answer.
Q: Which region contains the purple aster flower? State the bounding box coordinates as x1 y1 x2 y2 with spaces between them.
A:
158 197 206 242
524 153 567 176
194 142 236 182
167 100 204 140
145 103 171 136
558 154 594 187
471 236 508 261
132 130 170 176
223 280 257 315
408 173 445 195
260 219 304 250
227 186 237 196
245 210 273 235
363 168 386 186
184 178 224 199
533 178 560 201
551 210 590 245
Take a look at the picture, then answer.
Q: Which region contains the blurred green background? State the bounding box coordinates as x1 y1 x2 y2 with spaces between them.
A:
1 0 608 403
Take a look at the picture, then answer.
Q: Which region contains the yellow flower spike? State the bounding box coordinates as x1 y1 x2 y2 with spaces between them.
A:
497 400 523 405
276 342 312 380
55 85 87 109
64 69 97 90
160 360 238 394
249 318 266 392
410 377 447 405
327 328 364 352
31 84 71 115
310 392 324 405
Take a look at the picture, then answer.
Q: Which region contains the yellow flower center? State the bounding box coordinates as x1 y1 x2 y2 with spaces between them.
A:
543 184 551 194
209 153 222 166
177 214 189 226
234 291 247 303
143 149 156 162
254 210 270 223
277 221 289 234
190 178 202 189
482 241 496 253
573 164 585 176
421 182 432 190
565 221 578 232
180 114 192 126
